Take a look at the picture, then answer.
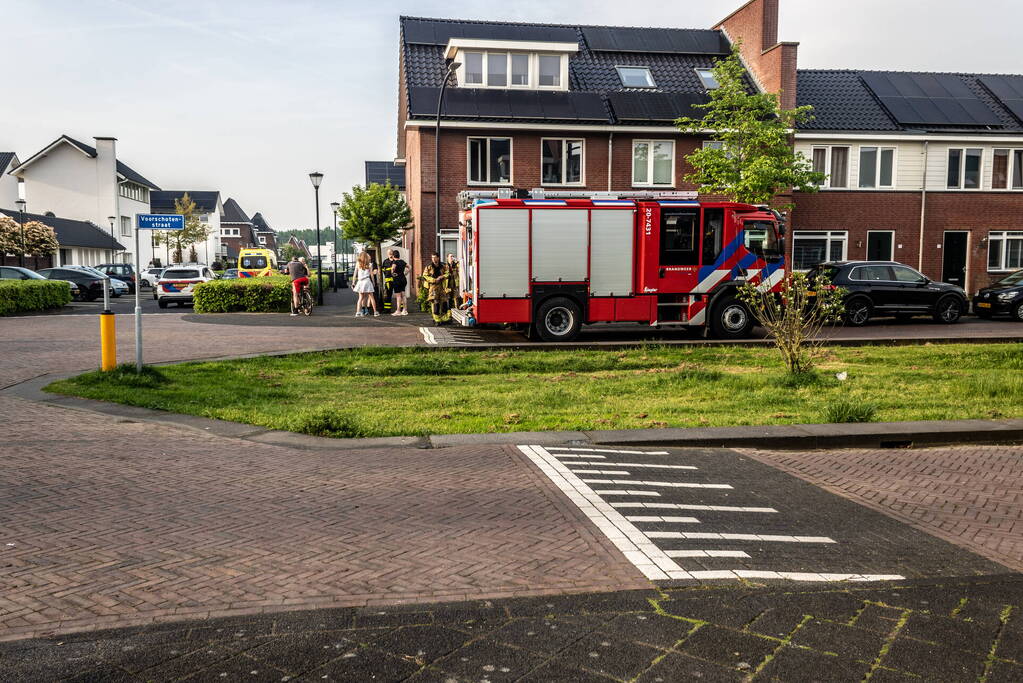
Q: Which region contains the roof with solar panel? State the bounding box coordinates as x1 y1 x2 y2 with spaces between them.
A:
399 16 757 126
797 70 1023 133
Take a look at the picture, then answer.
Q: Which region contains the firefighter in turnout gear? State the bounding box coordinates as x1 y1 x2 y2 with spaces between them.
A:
423 252 451 325
445 253 460 310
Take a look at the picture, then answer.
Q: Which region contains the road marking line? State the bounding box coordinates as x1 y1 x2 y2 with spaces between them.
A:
561 461 697 470
649 532 836 543
582 479 732 490
593 490 661 497
687 570 903 582
547 447 671 455
611 503 778 513
666 550 751 558
518 445 690 581
626 516 700 523
570 470 630 475
551 454 607 460
419 327 437 345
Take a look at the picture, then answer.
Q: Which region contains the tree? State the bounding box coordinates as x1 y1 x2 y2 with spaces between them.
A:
0 216 58 267
0 215 20 256
676 44 824 205
154 193 211 263
279 243 305 262
337 182 412 268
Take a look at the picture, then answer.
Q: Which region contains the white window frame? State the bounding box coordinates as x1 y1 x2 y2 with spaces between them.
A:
857 145 897 189
631 140 675 187
947 147 984 190
466 137 513 186
987 231 1023 272
991 148 1023 191
694 68 719 90
540 138 584 186
616 66 656 88
258 235 267 245
458 51 567 91
120 216 132 237
866 230 895 261
811 145 851 189
791 230 848 271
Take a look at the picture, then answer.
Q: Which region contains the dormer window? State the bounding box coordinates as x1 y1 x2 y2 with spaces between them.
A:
617 66 655 88
538 55 562 87
447 38 576 91
695 68 719 90
464 52 484 85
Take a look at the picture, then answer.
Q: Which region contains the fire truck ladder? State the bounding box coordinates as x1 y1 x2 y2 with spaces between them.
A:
457 188 697 209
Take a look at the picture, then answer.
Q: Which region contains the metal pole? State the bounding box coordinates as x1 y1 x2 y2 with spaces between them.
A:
134 215 143 373
314 186 323 305
19 209 25 268
332 210 338 292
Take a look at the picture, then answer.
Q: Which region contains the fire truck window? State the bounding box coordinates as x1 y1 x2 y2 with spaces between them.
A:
743 220 780 257
660 211 699 265
702 208 724 264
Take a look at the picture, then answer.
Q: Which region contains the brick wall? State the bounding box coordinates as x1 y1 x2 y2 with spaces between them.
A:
791 190 1022 292
714 0 798 110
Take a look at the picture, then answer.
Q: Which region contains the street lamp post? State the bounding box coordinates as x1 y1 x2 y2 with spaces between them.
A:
309 172 324 305
108 216 117 263
329 200 341 290
434 60 461 272
15 199 26 268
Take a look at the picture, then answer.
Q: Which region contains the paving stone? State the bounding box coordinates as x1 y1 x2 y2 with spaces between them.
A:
245 632 366 674
128 644 241 682
604 612 698 649
881 636 987 682
302 646 420 682
490 616 600 655
190 653 291 682
676 624 778 670
435 639 547 681
554 630 663 679
756 646 870 682
986 660 1023 683
901 611 1000 655
634 652 746 682
789 618 886 663
744 606 807 639
370 625 470 664
517 658 619 682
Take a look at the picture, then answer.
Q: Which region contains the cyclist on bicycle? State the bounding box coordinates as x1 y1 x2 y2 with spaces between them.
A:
287 256 310 316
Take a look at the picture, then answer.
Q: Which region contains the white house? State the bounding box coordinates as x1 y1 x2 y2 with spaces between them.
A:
10 135 160 266
150 190 224 267
0 152 21 208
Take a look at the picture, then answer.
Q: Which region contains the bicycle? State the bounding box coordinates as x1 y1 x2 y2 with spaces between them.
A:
293 283 313 316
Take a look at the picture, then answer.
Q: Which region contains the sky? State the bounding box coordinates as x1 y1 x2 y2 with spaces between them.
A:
2 0 1020 230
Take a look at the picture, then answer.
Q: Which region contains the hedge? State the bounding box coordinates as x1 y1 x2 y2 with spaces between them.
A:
0 279 72 316
192 276 325 313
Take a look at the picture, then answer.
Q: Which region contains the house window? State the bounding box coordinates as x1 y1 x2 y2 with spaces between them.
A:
511 54 530 86
988 231 1023 271
464 52 484 85
120 216 131 237
258 236 267 245
538 55 562 87
792 231 848 270
992 149 1023 190
461 52 565 90
468 137 512 184
119 182 148 203
632 140 674 186
947 148 982 189
487 51 507 87
541 139 583 185
694 68 719 90
858 146 895 188
617 66 655 88
811 146 849 188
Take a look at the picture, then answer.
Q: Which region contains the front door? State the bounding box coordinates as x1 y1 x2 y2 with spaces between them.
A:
942 231 968 287
866 231 894 261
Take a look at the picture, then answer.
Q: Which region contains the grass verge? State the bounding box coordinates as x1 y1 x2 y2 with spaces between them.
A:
43 343 1023 438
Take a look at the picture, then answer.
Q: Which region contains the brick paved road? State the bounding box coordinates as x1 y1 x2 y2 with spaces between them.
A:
745 446 1023 574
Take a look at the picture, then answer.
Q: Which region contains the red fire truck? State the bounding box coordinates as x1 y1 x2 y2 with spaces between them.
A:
451 189 787 342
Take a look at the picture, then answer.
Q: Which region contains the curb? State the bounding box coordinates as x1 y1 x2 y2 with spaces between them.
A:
6 373 1022 452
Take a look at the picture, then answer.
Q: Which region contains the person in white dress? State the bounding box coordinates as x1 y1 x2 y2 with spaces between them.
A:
353 251 379 317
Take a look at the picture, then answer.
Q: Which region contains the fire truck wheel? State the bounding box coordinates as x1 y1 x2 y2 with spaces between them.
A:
709 296 753 339
844 297 872 326
535 297 582 342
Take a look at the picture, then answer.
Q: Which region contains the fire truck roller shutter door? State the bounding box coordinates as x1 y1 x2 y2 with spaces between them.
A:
590 209 634 297
532 209 588 283
479 208 529 298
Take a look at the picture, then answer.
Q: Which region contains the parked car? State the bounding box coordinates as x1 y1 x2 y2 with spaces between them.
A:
0 266 80 298
140 268 165 288
808 261 968 326
37 267 107 301
973 269 1023 321
156 265 216 308
96 263 137 293
109 278 129 297
221 268 239 279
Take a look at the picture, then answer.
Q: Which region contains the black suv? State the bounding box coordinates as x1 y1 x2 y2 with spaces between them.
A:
96 263 137 293
808 261 968 326
37 267 107 301
973 269 1023 321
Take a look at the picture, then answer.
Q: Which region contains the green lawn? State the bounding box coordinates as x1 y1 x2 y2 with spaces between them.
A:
44 343 1023 438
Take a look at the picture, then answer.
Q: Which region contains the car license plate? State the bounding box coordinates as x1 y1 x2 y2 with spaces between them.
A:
977 302 992 308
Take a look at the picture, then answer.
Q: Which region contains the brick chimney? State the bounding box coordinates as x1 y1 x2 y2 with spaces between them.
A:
714 0 798 110
94 136 118 236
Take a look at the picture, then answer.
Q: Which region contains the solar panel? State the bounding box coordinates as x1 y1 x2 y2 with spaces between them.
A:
568 92 609 120
607 92 707 121
861 72 1001 126
582 27 727 54
403 18 577 45
475 89 512 118
979 75 1023 124
508 91 544 118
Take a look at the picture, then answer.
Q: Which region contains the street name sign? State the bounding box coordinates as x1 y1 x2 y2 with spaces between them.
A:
136 214 185 230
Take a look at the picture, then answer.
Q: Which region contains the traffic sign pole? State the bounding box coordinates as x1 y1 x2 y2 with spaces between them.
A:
133 213 185 373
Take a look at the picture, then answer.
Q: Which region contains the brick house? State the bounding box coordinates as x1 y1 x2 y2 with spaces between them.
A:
250 212 278 254
792 70 1023 293
219 197 258 264
395 0 794 278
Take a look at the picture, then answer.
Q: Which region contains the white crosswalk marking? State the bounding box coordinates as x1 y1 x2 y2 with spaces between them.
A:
582 479 732 490
564 461 697 470
611 502 778 513
546 447 671 455
625 516 700 523
593 490 661 497
666 550 751 558
570 470 630 475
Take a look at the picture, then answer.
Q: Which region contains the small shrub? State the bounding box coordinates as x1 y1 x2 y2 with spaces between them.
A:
0 279 71 316
193 276 324 313
821 399 877 423
295 409 371 438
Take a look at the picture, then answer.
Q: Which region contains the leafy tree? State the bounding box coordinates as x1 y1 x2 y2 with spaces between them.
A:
153 193 211 263
676 45 824 205
336 182 412 267
0 215 20 255
279 243 305 261
23 221 59 256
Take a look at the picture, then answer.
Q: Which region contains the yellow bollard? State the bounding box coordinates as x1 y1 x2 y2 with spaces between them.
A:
100 312 117 371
